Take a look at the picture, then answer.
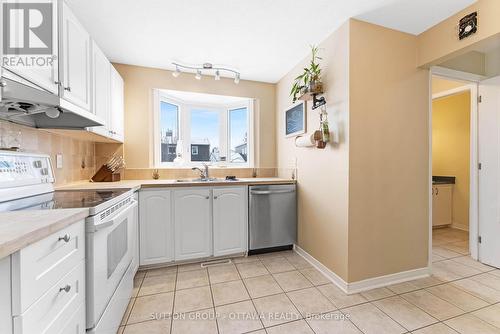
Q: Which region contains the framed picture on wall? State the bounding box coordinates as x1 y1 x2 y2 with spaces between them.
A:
285 101 306 137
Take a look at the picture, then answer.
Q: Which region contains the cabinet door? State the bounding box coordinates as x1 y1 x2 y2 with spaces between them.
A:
213 187 248 256
2 0 59 94
90 41 111 137
60 2 91 110
139 190 174 265
174 188 211 261
433 185 453 226
110 65 124 142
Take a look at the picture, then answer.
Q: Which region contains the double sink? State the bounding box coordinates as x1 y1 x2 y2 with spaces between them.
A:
175 177 238 183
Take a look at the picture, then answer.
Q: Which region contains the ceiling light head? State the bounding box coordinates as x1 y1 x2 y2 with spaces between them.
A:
215 70 220 81
234 73 240 84
172 65 181 78
195 70 202 80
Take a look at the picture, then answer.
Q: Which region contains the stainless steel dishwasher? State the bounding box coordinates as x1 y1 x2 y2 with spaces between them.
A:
249 184 297 254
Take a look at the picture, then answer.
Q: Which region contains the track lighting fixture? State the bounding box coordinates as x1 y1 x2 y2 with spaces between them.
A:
171 62 240 84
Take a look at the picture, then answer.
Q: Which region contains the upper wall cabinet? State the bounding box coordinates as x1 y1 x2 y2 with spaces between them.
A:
2 0 59 94
60 1 91 111
89 41 111 138
110 66 125 142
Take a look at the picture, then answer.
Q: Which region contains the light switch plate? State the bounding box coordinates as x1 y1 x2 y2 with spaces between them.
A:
56 154 63 169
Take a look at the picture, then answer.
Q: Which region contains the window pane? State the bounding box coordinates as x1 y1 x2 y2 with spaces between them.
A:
229 107 248 163
160 101 179 162
190 109 220 162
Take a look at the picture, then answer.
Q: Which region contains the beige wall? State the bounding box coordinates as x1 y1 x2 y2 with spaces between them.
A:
418 0 500 67
438 51 485 76
432 92 470 230
0 121 96 186
432 77 467 95
113 64 276 169
348 19 429 282
276 21 350 280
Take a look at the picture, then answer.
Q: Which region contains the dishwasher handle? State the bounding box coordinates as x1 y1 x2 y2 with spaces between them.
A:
250 190 295 195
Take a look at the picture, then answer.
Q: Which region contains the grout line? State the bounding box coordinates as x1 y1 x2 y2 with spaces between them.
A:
169 265 178 334
206 263 221 334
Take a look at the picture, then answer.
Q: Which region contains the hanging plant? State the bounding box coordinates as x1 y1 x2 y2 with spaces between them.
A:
290 45 323 103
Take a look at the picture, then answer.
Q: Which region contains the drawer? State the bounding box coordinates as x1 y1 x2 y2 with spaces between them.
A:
13 261 85 334
12 220 85 314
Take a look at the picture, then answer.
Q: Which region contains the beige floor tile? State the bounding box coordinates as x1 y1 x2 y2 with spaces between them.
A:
121 298 134 326
451 278 500 304
306 311 362 334
128 292 174 324
258 252 286 260
261 256 295 274
426 284 489 312
174 286 213 313
472 304 500 329
433 254 446 263
176 269 209 290
411 323 458 334
253 293 301 327
273 271 313 292
343 303 406 334
266 319 314 334
236 261 269 278
138 273 176 296
387 281 420 294
208 264 241 284
317 284 368 309
178 262 204 272
171 308 217 334
445 314 500 334
135 270 147 279
441 241 469 255
282 253 312 270
374 296 438 331
146 266 177 277
450 256 494 272
299 268 330 286
232 256 260 264
215 300 263 334
432 247 462 260
470 273 500 291
117 326 124 334
123 319 172 334
411 276 445 289
211 280 250 306
244 274 283 299
360 287 395 301
131 275 144 298
490 270 500 278
401 290 464 321
287 287 336 317
432 260 481 281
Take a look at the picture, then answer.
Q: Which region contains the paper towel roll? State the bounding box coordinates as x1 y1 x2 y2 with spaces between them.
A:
295 134 315 147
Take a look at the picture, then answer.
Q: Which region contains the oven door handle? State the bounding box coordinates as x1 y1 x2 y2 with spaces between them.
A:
93 199 137 231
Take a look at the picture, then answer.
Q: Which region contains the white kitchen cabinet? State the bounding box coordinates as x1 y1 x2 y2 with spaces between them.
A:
2 0 59 94
89 41 111 138
174 188 212 261
139 189 174 265
0 257 12 334
213 187 248 256
60 1 91 111
432 184 453 227
110 65 125 142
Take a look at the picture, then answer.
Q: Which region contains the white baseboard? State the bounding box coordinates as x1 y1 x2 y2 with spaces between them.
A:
451 224 469 232
294 245 430 294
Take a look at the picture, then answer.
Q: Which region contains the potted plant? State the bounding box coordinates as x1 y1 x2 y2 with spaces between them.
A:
290 45 323 103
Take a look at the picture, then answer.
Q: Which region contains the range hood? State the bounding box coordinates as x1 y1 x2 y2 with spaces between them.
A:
0 77 104 129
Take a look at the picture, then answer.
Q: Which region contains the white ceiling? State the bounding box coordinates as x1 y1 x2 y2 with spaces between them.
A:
67 0 476 83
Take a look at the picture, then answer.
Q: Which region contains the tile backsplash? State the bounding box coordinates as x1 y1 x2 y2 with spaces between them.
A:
0 121 96 186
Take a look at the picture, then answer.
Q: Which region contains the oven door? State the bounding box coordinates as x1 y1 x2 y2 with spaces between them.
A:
86 198 137 329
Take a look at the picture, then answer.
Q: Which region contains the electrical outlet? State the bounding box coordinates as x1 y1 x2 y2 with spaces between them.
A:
56 154 63 169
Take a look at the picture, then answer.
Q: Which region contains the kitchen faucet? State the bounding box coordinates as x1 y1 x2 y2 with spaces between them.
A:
192 163 210 180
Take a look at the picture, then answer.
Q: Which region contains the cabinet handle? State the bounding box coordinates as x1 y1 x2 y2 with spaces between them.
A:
54 81 61 86
59 285 71 293
214 196 218 199
58 234 70 242
0 80 7 88
205 196 210 199
64 86 71 92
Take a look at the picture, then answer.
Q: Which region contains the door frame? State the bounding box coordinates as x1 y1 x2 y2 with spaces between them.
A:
429 66 482 267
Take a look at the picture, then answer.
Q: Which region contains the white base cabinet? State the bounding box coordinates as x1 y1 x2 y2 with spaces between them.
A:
138 186 248 266
139 189 174 266
432 184 453 227
213 187 248 257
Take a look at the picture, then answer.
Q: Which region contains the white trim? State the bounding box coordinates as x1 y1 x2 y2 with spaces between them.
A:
429 71 479 261
294 245 430 294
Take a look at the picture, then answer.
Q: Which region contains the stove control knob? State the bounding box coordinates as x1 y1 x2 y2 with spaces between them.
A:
33 160 42 168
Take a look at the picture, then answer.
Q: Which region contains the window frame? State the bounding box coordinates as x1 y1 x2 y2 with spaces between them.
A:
153 90 254 168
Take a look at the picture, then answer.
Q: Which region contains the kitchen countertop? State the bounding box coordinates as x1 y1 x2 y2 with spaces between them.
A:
0 208 89 259
56 177 296 191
